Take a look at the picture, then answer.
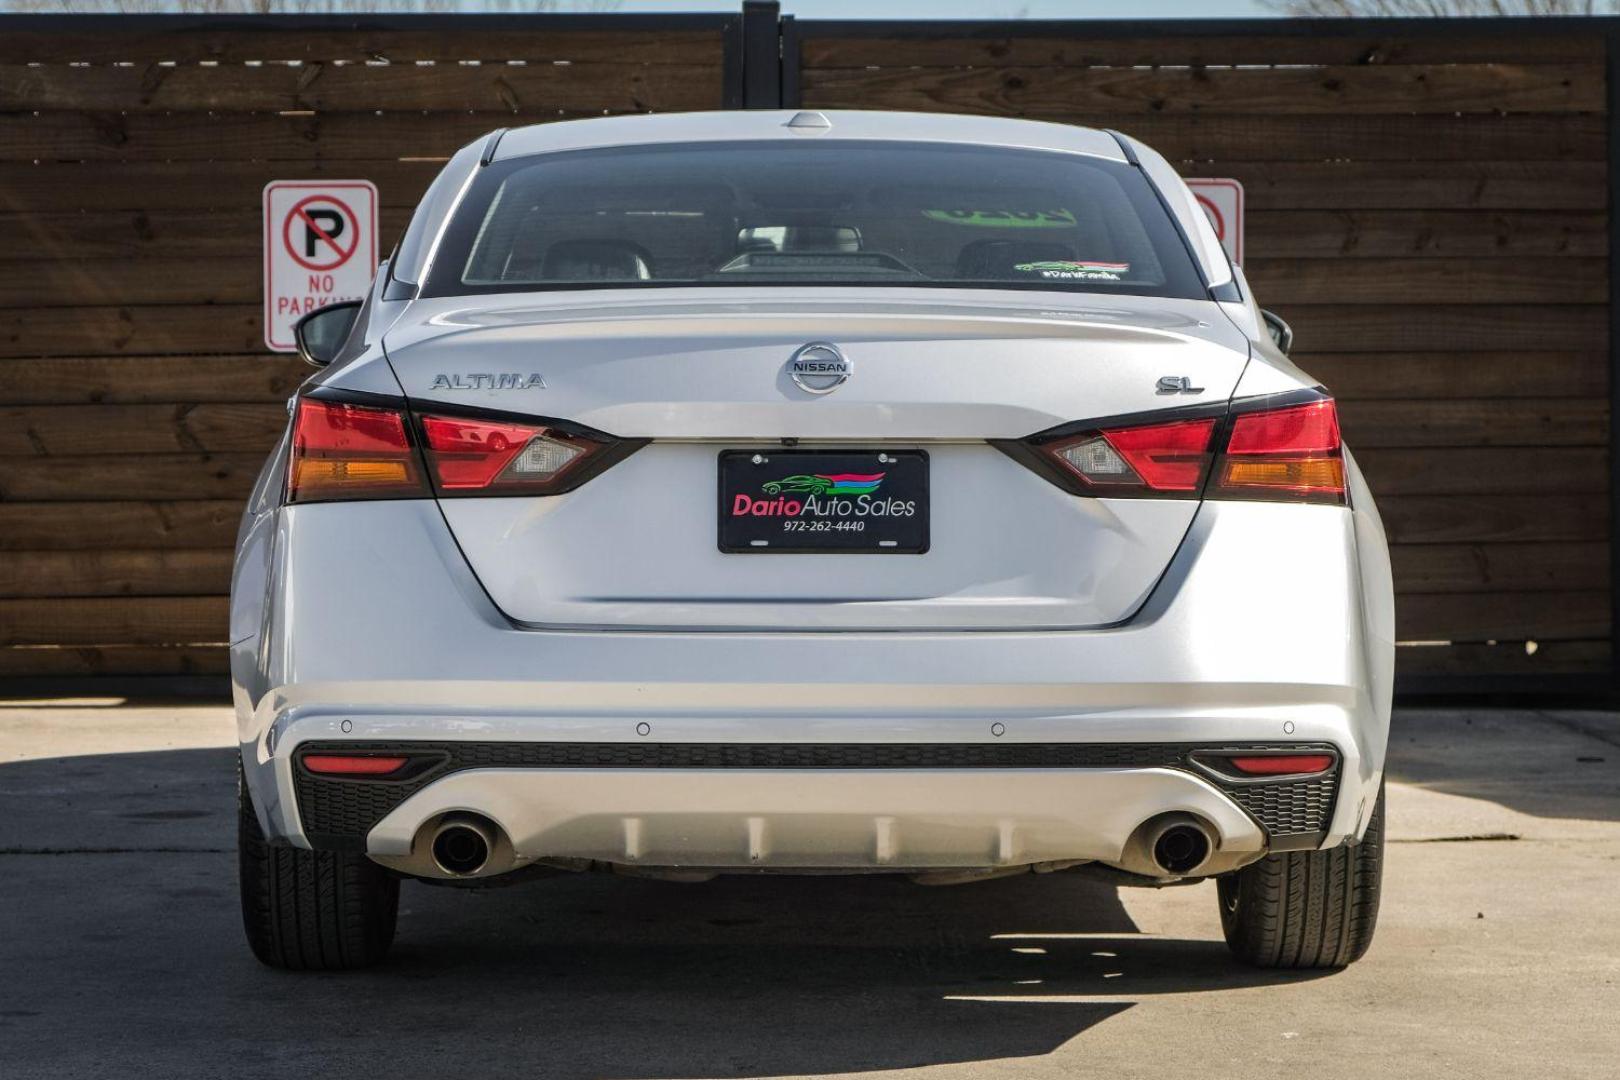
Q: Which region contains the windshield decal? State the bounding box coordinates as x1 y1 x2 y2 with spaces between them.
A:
1015 260 1129 281
922 209 1078 229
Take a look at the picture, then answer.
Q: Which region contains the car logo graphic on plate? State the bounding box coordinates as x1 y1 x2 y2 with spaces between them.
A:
787 342 852 395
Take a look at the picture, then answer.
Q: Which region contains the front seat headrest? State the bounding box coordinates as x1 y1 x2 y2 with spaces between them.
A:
540 239 652 281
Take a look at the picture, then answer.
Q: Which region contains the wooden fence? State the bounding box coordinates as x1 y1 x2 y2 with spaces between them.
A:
0 8 1613 692
0 12 747 681
782 17 1615 691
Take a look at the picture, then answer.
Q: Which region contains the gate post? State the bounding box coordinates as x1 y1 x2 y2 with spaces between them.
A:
741 0 782 109
1609 29 1620 692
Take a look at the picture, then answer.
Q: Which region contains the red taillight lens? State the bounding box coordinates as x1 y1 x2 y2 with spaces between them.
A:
301 754 409 777
1213 400 1345 504
420 414 601 494
1227 400 1340 455
287 399 428 503
1045 417 1216 495
1226 754 1336 776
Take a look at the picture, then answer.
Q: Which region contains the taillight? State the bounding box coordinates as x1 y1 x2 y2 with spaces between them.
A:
286 396 642 503
419 414 609 495
1004 392 1345 505
287 398 428 503
1212 399 1345 504
1043 417 1216 495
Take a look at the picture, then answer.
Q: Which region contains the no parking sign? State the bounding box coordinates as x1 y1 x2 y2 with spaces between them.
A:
263 180 378 352
1185 178 1244 267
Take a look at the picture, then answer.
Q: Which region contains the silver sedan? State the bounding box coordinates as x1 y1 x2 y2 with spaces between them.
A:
232 110 1393 972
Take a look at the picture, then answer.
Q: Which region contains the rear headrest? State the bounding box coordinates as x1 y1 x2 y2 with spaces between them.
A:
954 239 1076 279
540 239 652 281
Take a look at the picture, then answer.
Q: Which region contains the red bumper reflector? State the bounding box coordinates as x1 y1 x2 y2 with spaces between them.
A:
1227 754 1335 776
302 754 408 777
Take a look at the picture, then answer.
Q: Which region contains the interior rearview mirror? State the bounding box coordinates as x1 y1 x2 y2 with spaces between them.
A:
293 300 363 368
1260 309 1293 356
737 225 861 253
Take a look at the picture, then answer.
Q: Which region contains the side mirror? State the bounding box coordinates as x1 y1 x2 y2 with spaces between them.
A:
1260 309 1293 356
292 300 363 368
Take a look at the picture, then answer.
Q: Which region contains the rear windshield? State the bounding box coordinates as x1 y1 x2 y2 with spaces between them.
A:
421 140 1208 299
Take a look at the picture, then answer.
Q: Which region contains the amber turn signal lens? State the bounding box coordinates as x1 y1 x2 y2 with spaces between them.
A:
1219 457 1345 494
293 460 412 488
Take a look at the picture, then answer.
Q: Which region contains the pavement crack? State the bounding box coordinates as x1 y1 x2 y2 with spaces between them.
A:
1531 710 1620 750
1391 833 1521 844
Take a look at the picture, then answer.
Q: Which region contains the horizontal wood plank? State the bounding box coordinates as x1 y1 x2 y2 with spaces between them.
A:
1244 210 1606 259
0 160 440 214
1109 114 1607 163
0 306 263 358
1337 398 1608 449
0 112 589 164
1390 541 1607 593
1378 494 1607 544
0 643 229 677
0 27 725 65
2 111 1605 164
1210 161 1606 211
1394 639 1609 676
1396 589 1609 641
1246 257 1606 305
0 355 308 406
1 60 722 113
1302 352 1605 400
0 596 229 646
0 209 413 262
0 404 286 456
1355 447 1606 496
1279 304 1607 352
0 258 286 308
0 549 233 598
0 454 263 501
799 63 1603 116
797 33 1604 69
0 501 243 549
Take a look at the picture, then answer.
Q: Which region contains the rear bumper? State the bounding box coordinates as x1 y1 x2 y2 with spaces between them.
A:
231 486 1394 869
286 740 1341 876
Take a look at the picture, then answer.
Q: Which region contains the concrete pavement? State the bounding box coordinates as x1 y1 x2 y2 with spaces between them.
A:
0 701 1616 1079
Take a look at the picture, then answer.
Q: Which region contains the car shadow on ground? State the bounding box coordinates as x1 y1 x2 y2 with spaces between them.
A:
0 746 1331 1079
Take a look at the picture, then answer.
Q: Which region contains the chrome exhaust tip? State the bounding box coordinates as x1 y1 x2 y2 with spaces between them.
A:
429 816 495 876
1117 812 1219 878
1152 822 1212 875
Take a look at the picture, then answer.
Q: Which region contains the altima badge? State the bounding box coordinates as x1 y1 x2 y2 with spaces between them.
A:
430 373 547 391
788 343 851 395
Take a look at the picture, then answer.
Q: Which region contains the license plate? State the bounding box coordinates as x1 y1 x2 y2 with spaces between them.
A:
718 450 930 553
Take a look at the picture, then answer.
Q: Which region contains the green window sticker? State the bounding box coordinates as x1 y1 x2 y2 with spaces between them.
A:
922 209 1078 229
1014 260 1129 281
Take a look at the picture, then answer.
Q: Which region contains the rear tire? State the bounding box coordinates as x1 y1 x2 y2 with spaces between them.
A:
238 761 399 970
1218 781 1384 969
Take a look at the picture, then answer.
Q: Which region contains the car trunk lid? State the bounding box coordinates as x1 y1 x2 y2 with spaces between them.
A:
384 289 1248 630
